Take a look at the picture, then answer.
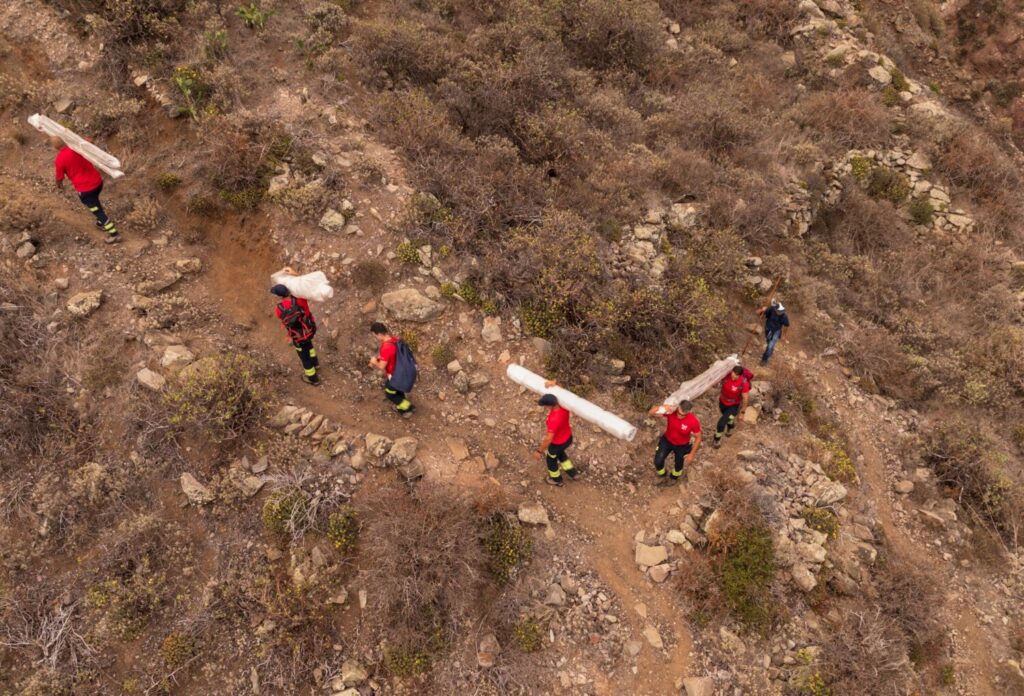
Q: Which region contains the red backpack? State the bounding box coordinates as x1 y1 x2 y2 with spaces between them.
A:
278 298 315 341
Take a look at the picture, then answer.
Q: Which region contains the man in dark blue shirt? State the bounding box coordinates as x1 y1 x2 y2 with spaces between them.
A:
757 299 790 365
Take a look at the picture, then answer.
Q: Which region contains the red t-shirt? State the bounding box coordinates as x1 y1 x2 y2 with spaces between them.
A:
663 411 701 446
275 296 315 340
55 147 103 193
546 406 572 445
378 337 398 377
719 374 751 407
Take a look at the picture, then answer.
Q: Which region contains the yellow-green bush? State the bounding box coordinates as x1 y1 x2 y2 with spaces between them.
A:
327 507 358 553
801 506 839 540
396 240 421 265
160 632 197 669
483 513 532 585
164 355 266 442
512 619 544 652
262 489 309 537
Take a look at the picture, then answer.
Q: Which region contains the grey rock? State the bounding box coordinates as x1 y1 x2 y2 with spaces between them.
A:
160 345 195 369
398 459 425 482
319 208 348 232
683 677 715 696
67 290 103 317
643 625 663 649
544 583 566 606
135 272 182 296
340 659 367 685
809 479 848 504
648 564 670 583
136 368 166 392
175 257 203 274
386 436 419 465
481 316 502 343
719 626 746 655
635 542 668 567
365 433 394 459
477 633 501 668
894 480 914 494
517 503 550 526
180 473 214 504
15 240 36 258
381 288 443 322
791 563 817 592
446 360 462 374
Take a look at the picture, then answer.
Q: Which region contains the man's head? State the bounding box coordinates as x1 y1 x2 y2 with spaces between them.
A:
538 394 558 409
270 284 290 298
732 365 744 376
770 298 780 309
370 322 390 342
49 135 64 150
677 400 693 414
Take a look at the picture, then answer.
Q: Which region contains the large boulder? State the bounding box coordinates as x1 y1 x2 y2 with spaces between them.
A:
518 502 549 526
136 368 166 392
635 542 668 567
381 288 443 322
365 433 393 460
386 436 418 465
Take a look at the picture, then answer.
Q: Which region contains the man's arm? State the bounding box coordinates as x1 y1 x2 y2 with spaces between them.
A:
533 431 554 460
648 404 672 416
687 432 702 463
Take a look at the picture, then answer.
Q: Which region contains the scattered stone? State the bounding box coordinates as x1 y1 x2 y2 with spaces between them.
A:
517 503 550 526
365 433 393 459
477 633 501 668
683 677 715 696
135 271 182 296
175 257 203 274
319 208 348 232
160 345 195 369
447 360 463 374
54 98 74 114
447 437 470 461
398 460 425 482
481 316 503 343
67 290 103 317
544 583 566 606
648 564 670 583
180 473 214 504
381 288 444 322
642 625 663 649
809 479 848 504
386 436 418 465
868 65 892 85
893 480 915 495
340 659 368 686
15 240 36 258
791 563 817 592
236 476 265 498
624 640 643 657
635 542 668 567
666 529 688 545
270 405 300 428
136 368 166 392
531 337 553 358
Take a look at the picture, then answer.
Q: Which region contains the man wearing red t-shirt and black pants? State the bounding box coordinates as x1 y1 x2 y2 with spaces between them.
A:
713 365 751 448
369 322 414 414
534 388 576 487
647 400 702 484
271 283 319 385
51 136 119 244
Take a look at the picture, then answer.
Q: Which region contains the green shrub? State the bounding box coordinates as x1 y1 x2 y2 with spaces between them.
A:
172 66 212 119
822 440 858 483
204 29 229 60
430 343 454 369
866 166 910 203
1012 424 1024 449
881 86 900 107
941 663 956 685
383 646 431 676
890 69 910 92
236 3 274 29
794 668 831 696
88 571 162 640
262 489 309 537
155 172 182 191
483 513 532 585
456 279 482 306
400 330 420 353
439 281 457 298
164 355 266 442
327 507 358 553
396 240 421 265
161 632 197 669
801 506 840 540
716 525 777 633
512 620 544 652
186 193 217 216
849 156 872 182
908 196 934 225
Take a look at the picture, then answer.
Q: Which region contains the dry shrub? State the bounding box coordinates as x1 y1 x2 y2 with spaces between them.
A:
356 486 490 671
350 17 452 85
838 324 935 402
874 556 948 667
797 90 894 149
559 0 664 71
124 196 161 232
163 354 266 443
820 608 915 693
817 185 913 256
735 0 801 42
921 420 1023 548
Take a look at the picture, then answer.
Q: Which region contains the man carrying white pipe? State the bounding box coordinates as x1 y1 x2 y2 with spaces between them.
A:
534 386 577 487
647 400 702 484
713 365 751 448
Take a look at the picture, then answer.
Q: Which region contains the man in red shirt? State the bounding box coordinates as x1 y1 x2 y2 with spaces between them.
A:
271 283 319 385
534 388 576 486
51 136 120 244
647 400 702 484
713 365 751 448
368 322 414 414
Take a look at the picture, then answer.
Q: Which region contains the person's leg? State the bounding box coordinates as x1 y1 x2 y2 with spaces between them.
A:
670 443 693 479
724 404 739 436
545 444 564 484
555 438 576 478
762 329 780 364
78 185 118 238
295 339 319 384
384 380 412 412
714 403 729 447
653 436 671 477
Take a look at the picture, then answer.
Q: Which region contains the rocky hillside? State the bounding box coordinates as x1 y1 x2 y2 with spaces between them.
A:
1 1 1023 695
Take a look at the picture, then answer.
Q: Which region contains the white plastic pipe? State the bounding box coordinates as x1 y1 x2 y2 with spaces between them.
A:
28 114 125 179
270 268 335 302
656 354 739 414
506 363 637 442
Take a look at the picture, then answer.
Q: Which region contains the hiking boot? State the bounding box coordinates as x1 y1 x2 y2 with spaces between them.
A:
104 232 121 245
565 467 579 480
725 428 735 438
713 437 722 449
301 375 321 386
545 476 564 487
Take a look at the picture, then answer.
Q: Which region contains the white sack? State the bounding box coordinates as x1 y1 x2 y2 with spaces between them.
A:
657 354 739 414
28 114 125 179
506 363 637 442
270 269 335 302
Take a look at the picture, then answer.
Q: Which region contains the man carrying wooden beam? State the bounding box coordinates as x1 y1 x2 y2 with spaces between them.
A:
51 136 120 244
713 365 751 449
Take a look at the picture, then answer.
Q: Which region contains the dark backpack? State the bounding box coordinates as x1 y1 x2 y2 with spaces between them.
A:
389 339 418 393
740 367 755 385
278 298 315 341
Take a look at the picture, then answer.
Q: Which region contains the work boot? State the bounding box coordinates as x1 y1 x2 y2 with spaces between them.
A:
104 232 121 245
713 437 722 449
545 476 564 487
725 428 735 438
301 375 321 386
